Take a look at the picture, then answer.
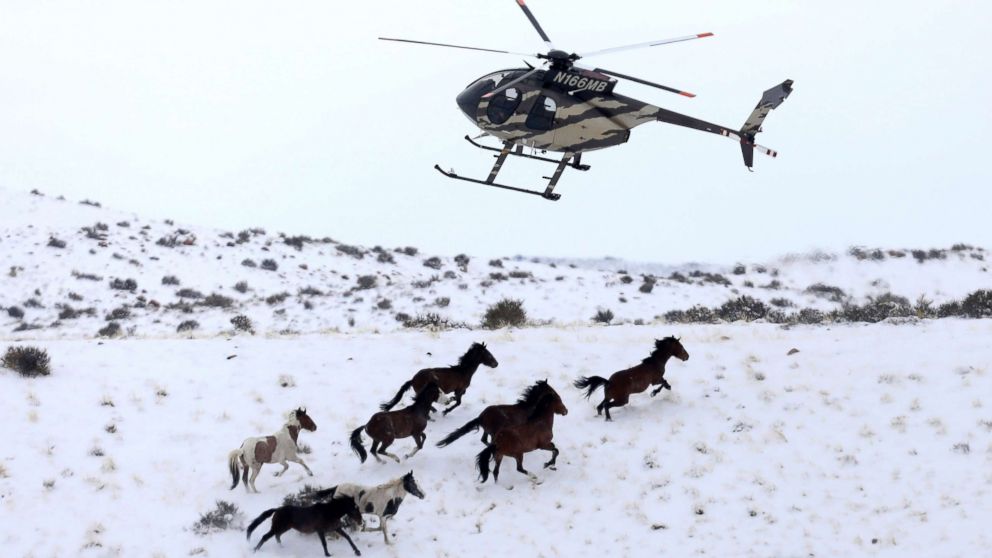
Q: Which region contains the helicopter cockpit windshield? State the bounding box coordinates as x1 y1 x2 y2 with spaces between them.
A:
456 69 532 123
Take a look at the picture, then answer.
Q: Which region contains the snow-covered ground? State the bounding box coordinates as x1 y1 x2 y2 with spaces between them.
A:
2 187 989 339
2 322 991 557
2 187 991 557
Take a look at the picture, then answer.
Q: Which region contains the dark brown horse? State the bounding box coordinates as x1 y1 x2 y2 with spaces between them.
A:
436 380 558 447
475 390 568 483
246 496 363 556
351 383 440 463
574 336 689 421
380 342 498 415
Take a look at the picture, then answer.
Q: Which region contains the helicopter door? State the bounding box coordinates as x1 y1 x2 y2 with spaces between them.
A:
525 95 557 132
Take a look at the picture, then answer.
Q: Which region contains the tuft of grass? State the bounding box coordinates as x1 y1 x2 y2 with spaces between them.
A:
98 322 122 338
177 320 200 333
230 315 254 334
2 345 51 377
592 308 614 324
192 501 243 536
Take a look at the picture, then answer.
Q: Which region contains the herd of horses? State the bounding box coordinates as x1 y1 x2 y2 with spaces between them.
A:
229 337 690 554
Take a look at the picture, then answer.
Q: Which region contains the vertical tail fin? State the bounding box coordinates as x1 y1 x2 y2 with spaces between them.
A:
738 79 793 169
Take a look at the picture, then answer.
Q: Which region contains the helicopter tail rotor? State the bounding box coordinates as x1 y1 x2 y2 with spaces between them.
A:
736 79 794 168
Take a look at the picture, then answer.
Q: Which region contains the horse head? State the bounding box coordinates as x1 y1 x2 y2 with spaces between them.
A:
470 342 499 368
294 407 318 432
402 471 426 499
656 336 690 361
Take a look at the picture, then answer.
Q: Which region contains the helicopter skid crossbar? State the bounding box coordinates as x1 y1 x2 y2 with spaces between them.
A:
463 136 590 171
435 140 573 201
434 165 561 201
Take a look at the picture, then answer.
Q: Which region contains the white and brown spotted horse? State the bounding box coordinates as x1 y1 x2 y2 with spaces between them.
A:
313 471 426 545
228 408 317 493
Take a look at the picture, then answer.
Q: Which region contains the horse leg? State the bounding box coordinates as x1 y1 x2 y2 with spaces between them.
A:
442 391 463 415
378 438 401 463
273 460 289 477
540 442 560 469
317 529 331 557
290 456 314 476
336 527 362 555
254 528 278 551
381 516 391 545
596 397 609 417
514 454 537 481
248 463 262 492
369 439 385 463
492 453 503 482
240 455 251 493
405 432 426 459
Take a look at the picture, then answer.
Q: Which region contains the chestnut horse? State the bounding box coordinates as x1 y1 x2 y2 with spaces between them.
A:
246 496 363 556
574 336 689 421
229 408 317 493
379 342 498 415
475 390 568 483
351 383 440 463
436 379 558 447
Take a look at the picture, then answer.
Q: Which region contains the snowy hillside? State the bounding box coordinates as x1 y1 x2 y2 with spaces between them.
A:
2 188 989 340
2 323 991 557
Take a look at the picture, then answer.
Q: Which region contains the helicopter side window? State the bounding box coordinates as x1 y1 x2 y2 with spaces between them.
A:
525 95 557 131
486 87 521 125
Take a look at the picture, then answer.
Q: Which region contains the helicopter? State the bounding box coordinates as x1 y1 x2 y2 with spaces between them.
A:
381 0 793 201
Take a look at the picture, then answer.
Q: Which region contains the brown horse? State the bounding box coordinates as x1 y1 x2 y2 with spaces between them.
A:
246 496 363 556
475 390 568 483
436 379 558 448
379 342 498 415
574 336 689 421
351 383 440 463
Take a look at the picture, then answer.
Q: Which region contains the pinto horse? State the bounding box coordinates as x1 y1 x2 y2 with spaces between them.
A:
379 342 498 415
574 336 689 421
228 408 316 493
351 383 440 463
246 496 363 556
436 380 558 447
475 390 568 483
312 471 426 545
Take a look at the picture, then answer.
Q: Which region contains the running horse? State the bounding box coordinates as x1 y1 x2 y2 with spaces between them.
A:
574 336 689 421
379 342 498 415
436 379 558 447
351 383 441 463
228 408 317 493
475 389 568 483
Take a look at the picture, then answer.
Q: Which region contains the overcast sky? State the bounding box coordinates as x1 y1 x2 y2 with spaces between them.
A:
1 0 989 263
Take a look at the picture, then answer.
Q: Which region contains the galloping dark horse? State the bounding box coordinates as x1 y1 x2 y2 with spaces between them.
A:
475 390 568 483
246 496 363 556
351 383 441 463
436 380 558 448
574 336 689 421
380 342 498 415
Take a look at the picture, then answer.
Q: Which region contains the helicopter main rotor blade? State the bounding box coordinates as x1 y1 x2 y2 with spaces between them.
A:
481 66 544 99
577 32 714 59
378 37 534 56
588 66 696 98
514 0 555 50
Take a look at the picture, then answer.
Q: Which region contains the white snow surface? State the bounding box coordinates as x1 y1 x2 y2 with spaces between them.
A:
1 187 990 339
2 322 991 557
2 188 991 557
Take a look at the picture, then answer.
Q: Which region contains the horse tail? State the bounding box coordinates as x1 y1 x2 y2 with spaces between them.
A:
380 380 413 411
228 449 242 490
437 417 482 448
476 445 494 483
574 376 609 399
349 426 368 463
246 508 277 540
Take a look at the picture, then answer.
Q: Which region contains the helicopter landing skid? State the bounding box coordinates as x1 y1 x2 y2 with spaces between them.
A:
435 140 577 201
462 136 590 171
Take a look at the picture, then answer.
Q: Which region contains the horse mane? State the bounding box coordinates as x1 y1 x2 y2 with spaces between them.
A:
516 380 549 406
284 409 302 426
642 337 679 364
526 392 560 421
456 342 486 367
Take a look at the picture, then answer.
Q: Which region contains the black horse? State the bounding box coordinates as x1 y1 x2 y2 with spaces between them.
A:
436 380 558 447
246 496 363 556
380 342 498 415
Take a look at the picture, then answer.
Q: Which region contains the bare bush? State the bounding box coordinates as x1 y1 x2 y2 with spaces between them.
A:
260 259 279 271
192 501 243 536
2 345 51 377
230 315 254 333
482 298 527 329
